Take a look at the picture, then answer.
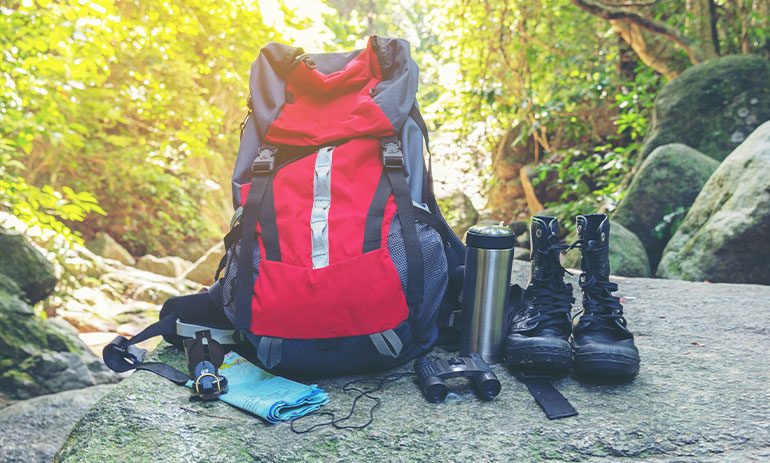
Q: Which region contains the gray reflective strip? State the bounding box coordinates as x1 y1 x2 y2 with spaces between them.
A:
369 329 403 358
175 320 238 345
257 336 282 369
311 146 334 269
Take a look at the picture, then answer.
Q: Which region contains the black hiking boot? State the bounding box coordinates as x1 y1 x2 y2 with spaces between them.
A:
572 214 640 380
505 216 574 375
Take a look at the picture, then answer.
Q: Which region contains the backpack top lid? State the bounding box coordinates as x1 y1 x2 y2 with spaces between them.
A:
247 35 419 147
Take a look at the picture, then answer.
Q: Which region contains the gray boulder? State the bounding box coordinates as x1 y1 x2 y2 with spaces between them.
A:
513 247 530 261
181 242 225 286
0 230 57 304
135 255 192 278
0 273 117 401
563 221 651 277
613 144 719 270
165 239 217 265
0 384 115 463
436 189 480 237
86 232 135 266
640 54 770 162
658 121 770 284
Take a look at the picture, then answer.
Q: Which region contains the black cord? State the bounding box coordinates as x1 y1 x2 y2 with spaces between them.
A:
290 372 414 434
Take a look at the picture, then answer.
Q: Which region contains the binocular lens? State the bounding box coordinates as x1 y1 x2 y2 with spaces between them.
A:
476 377 502 400
425 383 448 403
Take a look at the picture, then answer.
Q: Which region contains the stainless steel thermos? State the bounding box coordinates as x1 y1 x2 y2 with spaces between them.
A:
460 225 516 364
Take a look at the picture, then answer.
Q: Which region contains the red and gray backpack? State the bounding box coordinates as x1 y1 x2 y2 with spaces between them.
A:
104 36 466 380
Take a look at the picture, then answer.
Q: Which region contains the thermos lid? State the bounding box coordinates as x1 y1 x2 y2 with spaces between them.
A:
466 225 516 250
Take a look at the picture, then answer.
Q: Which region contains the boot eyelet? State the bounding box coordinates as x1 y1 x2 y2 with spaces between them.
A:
536 228 543 238
601 232 606 242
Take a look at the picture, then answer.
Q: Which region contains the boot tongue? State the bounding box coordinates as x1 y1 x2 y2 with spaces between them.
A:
577 214 611 282
530 216 562 283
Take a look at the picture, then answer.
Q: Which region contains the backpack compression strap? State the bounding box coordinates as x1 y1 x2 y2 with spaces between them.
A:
233 146 280 330
380 136 424 305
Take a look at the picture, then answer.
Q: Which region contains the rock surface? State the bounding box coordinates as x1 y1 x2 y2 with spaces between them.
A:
436 189 480 237
86 232 136 266
0 276 117 401
0 385 114 463
563 221 651 277
181 242 225 286
639 54 770 162
613 143 719 270
0 230 118 402
135 255 192 278
55 262 770 462
0 230 57 304
658 121 770 284
513 247 530 261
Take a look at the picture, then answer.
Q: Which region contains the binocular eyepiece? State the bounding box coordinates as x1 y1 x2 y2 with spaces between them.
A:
415 354 501 403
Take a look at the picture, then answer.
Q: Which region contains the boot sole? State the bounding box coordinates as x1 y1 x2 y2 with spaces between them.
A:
573 351 640 379
504 337 573 375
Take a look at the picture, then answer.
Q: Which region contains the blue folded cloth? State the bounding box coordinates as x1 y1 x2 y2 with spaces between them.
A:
186 351 329 423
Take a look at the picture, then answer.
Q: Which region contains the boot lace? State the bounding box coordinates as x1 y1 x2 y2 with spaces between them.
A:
569 239 628 332
524 242 575 331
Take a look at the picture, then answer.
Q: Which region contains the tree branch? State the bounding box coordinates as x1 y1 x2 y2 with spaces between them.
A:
570 0 704 64
598 0 658 6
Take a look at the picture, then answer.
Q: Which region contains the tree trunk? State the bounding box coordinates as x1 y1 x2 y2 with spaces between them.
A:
685 0 719 58
570 0 720 78
610 19 689 79
739 0 751 54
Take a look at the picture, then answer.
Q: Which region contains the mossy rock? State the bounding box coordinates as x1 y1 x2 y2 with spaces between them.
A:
612 144 719 271
436 189 480 237
563 221 651 277
0 231 57 304
658 121 770 284
0 285 117 400
640 54 770 162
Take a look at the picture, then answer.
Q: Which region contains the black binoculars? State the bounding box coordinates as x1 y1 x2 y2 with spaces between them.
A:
415 354 501 403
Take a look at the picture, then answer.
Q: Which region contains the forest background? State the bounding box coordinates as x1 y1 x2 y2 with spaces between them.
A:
2 0 768 293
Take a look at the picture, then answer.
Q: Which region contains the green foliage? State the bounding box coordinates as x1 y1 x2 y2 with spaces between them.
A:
1 0 331 256
0 177 105 244
654 205 688 240
531 65 661 232
430 0 621 152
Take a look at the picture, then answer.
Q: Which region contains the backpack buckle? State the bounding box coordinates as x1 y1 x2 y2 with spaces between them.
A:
380 139 404 168
252 146 277 173
184 331 228 401
192 368 228 401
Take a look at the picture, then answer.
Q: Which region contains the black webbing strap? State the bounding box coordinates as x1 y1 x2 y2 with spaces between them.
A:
259 176 282 261
381 137 424 305
234 146 276 330
362 170 392 253
413 206 452 244
102 315 190 385
409 104 430 156
515 372 578 420
409 104 431 174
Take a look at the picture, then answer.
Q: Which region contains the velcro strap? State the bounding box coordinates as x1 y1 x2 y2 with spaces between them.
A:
103 336 148 373
516 372 578 420
135 362 190 385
